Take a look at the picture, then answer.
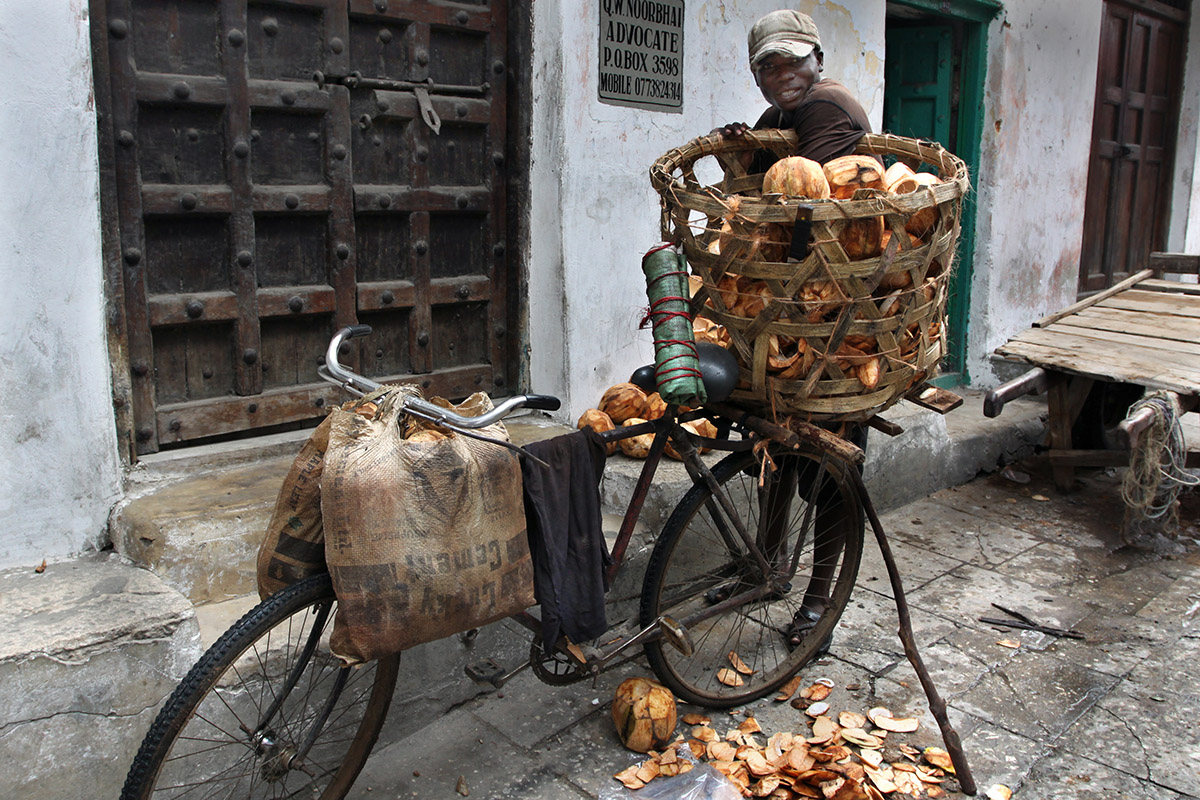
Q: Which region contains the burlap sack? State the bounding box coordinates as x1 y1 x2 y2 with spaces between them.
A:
256 415 334 600
256 399 380 600
321 388 535 664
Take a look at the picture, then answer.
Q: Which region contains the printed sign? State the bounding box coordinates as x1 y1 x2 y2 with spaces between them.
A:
599 0 685 112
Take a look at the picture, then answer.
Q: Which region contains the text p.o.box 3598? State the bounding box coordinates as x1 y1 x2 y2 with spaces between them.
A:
598 0 684 112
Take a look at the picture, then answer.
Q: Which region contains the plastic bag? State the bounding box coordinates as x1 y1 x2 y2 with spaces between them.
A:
598 762 742 800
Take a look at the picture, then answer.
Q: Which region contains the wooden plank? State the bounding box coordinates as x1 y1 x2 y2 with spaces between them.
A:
996 337 1200 394
409 210 433 373
1047 449 1130 467
1139 278 1200 295
156 382 342 446
155 365 491 445
250 185 334 213
1149 251 1200 276
107 0 159 453
1050 320 1200 359
222 0 262 397
351 186 491 213
89 0 136 461
257 286 338 318
483 0 509 394
1111 287 1200 305
147 287 338 325
355 277 492 311
148 291 238 326
1035 269 1153 327
1073 305 1200 343
1099 289 1200 319
135 72 230 106
1009 325 1200 375
326 84 359 336
358 281 417 312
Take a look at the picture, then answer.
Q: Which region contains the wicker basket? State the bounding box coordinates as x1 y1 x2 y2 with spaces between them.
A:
649 130 969 422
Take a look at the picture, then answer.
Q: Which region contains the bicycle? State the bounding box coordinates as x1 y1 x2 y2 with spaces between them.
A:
118 324 884 800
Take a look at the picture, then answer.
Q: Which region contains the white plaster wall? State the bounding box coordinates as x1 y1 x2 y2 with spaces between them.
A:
528 0 885 420
0 0 122 569
966 0 1105 386
1176 7 1200 254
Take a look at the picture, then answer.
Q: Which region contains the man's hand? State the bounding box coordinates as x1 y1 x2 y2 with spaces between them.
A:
712 122 750 138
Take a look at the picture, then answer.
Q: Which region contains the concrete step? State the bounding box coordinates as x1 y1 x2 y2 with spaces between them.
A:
0 554 200 800
109 414 576 605
111 456 291 604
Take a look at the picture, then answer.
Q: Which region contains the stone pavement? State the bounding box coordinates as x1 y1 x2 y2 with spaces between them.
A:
346 456 1200 800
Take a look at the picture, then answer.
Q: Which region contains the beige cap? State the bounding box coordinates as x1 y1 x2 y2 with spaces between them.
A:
748 10 821 68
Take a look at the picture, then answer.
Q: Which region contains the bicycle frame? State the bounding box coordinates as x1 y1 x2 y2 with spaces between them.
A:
318 325 851 682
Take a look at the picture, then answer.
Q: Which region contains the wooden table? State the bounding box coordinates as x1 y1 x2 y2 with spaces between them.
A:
989 253 1200 490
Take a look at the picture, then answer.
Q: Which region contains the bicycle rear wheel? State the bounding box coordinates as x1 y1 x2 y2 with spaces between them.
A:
121 573 400 800
640 446 863 706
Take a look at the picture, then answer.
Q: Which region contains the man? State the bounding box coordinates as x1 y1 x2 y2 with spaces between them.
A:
720 9 873 168
716 10 872 654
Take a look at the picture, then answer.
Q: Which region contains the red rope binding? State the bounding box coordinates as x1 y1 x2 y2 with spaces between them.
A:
641 248 704 385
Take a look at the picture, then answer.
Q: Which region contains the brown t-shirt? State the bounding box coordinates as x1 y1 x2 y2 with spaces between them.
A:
751 79 872 167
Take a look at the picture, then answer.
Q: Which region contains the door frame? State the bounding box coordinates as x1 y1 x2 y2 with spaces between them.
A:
88 0 534 462
887 0 1001 385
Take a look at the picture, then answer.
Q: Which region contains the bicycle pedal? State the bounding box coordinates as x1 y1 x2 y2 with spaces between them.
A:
658 616 695 658
464 658 506 686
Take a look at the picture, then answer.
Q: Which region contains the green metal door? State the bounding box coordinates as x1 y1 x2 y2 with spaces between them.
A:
884 22 969 379
884 27 953 145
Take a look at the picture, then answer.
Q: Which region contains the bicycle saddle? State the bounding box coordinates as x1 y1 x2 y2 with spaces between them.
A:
629 342 739 403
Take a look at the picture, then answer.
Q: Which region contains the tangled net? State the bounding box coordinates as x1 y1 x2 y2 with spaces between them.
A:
1121 391 1199 534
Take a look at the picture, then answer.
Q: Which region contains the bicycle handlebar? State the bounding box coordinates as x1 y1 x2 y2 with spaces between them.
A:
321 326 560 430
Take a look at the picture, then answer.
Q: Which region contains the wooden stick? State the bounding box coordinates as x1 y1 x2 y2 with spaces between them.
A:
1034 270 1152 328
705 402 865 465
847 467 977 796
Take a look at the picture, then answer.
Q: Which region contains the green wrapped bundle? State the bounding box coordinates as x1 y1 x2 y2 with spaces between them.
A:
642 244 706 407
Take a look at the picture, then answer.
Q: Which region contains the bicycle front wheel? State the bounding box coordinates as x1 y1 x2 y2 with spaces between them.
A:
121 573 400 800
640 446 863 706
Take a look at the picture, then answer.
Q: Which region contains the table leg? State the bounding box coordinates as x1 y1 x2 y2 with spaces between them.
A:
1046 373 1095 491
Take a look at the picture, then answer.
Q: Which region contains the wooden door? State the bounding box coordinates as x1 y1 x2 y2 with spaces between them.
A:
93 0 513 454
884 25 953 147
1079 0 1188 296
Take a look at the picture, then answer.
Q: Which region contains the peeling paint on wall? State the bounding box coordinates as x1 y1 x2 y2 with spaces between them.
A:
967 0 1105 386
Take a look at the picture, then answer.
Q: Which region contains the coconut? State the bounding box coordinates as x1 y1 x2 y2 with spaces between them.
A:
642 392 668 420
823 155 886 199
577 408 617 455
618 418 654 459
762 156 830 199
611 677 677 753
599 382 648 424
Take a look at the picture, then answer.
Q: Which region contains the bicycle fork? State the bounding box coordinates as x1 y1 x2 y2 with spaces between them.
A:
244 599 349 782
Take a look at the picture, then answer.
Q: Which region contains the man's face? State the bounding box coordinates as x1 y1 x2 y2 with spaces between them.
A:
754 51 824 112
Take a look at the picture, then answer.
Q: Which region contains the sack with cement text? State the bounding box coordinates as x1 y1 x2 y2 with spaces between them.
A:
321 387 535 664
256 400 380 600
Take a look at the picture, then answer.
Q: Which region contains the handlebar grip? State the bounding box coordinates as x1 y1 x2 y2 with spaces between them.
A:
345 324 373 338
523 394 561 411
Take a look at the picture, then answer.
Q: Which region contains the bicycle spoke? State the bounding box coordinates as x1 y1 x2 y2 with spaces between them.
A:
124 575 398 800
641 448 864 705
